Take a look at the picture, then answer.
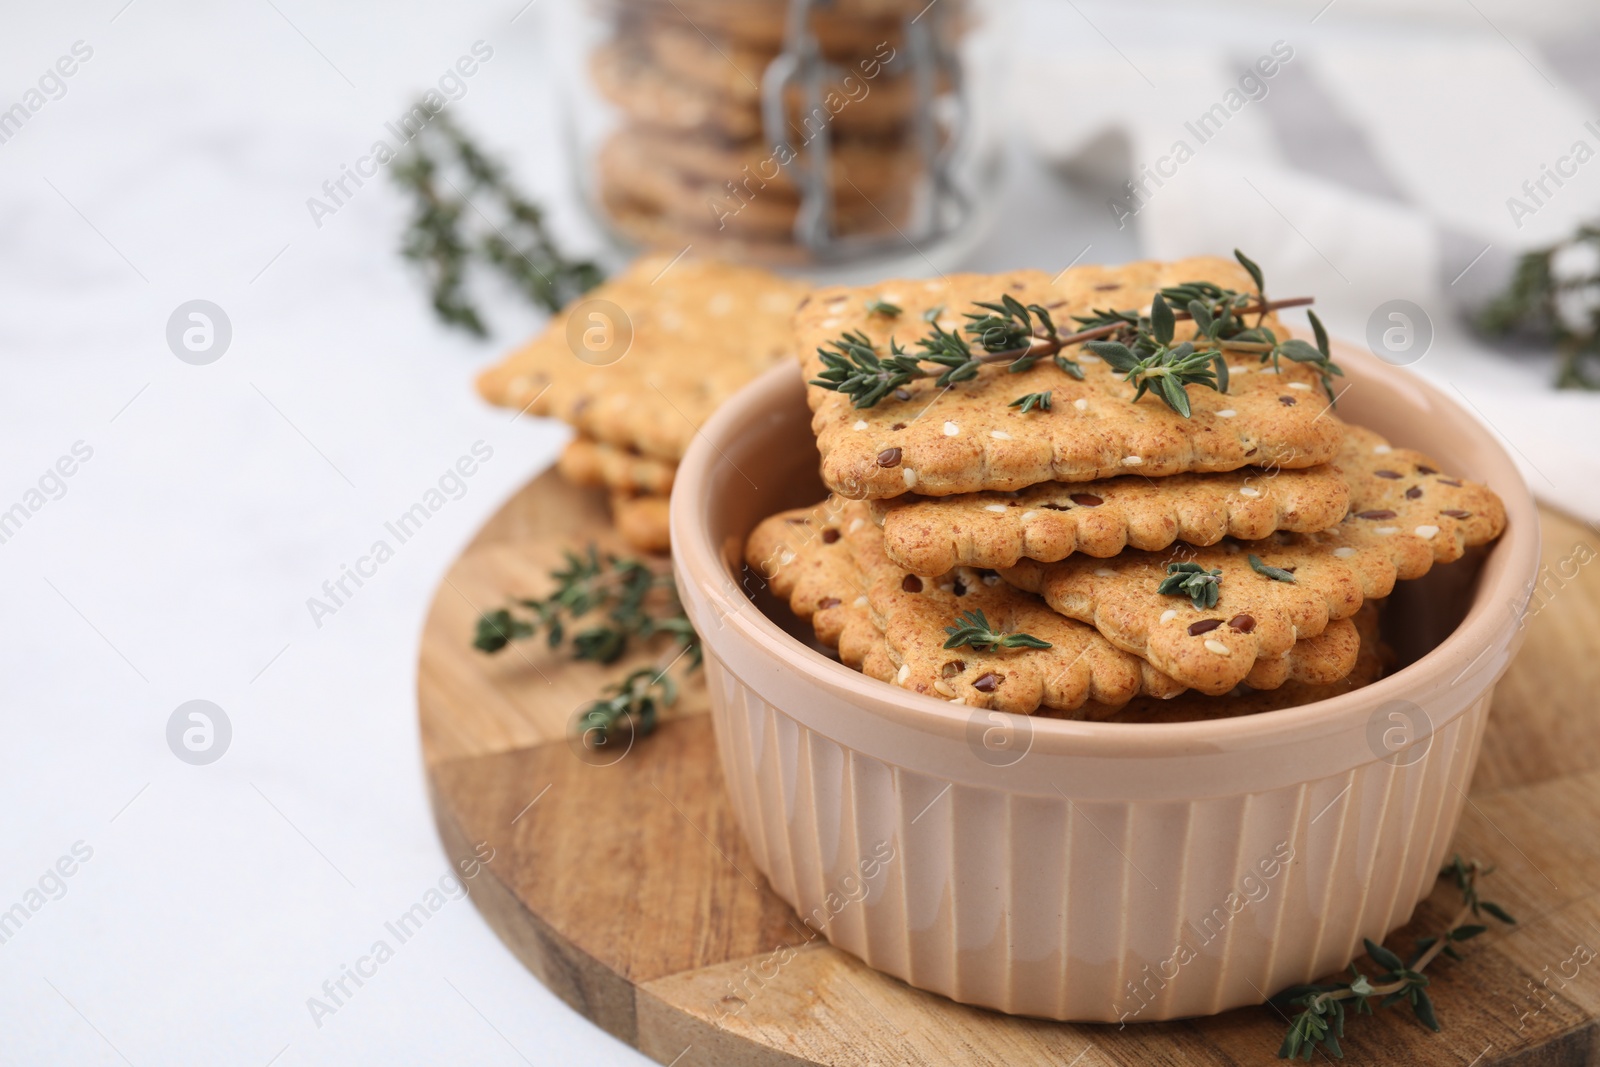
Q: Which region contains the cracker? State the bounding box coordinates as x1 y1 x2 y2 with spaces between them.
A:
476 255 809 462
1000 426 1506 694
1072 602 1389 723
596 131 909 240
797 257 1347 499
608 125 920 204
745 499 868 649
611 492 672 555
591 41 920 140
872 462 1350 576
830 498 1188 713
626 0 933 52
558 436 677 496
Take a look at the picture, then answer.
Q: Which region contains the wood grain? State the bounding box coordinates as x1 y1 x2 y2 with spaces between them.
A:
419 471 1600 1066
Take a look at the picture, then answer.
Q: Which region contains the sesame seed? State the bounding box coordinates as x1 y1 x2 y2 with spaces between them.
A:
897 664 910 684
991 430 1012 440
1073 398 1088 412
1376 526 1399 535
1333 546 1356 558
903 468 918 487
1239 487 1261 498
1079 353 1103 364
854 596 869 607
1123 456 1144 466
1094 568 1114 577
1160 609 1178 623
948 697 966 705
1414 524 1440 539
854 420 868 431
1374 445 1392 454
1229 365 1250 374
849 517 864 533
943 421 960 436
1217 409 1237 418
1289 382 1312 391
985 504 1007 513
779 551 796 565
821 317 841 328
1021 510 1038 520
1204 639 1231 656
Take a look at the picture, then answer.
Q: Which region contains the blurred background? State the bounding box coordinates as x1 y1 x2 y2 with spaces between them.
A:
3 0 1599 1062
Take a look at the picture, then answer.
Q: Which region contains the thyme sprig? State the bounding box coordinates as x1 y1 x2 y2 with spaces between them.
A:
1274 856 1516 1060
1249 554 1297 583
810 250 1334 415
1157 561 1222 609
576 667 677 744
474 546 701 747
1477 224 1600 389
392 107 602 337
1009 390 1052 413
943 609 1053 652
474 546 699 668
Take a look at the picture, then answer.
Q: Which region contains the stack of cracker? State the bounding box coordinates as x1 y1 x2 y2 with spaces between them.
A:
478 254 809 554
589 0 946 260
746 257 1508 722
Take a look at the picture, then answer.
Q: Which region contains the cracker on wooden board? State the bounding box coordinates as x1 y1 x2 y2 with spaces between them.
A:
872 462 1351 576
558 436 677 496
1069 602 1390 724
1001 426 1507 695
611 492 672 555
797 257 1348 500
476 255 809 462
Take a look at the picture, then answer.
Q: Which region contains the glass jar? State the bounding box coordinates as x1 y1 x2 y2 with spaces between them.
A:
548 0 1005 278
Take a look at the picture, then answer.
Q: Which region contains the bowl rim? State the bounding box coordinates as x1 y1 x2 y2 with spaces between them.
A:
670 337 1542 757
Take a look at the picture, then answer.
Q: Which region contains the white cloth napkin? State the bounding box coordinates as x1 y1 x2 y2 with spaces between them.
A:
1013 26 1600 524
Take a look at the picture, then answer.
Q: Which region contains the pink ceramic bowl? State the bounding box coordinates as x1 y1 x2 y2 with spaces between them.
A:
669 341 1540 1022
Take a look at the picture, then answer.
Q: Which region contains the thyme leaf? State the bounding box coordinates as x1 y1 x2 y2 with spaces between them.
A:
942 609 1052 652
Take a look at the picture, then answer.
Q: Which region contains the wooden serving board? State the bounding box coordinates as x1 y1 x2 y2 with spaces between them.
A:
418 467 1600 1066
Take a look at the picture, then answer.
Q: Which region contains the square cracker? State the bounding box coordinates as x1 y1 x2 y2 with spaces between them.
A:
1001 425 1507 695
748 498 1359 718
558 435 677 496
478 255 809 462
1070 602 1389 724
871 460 1350 576
796 256 1347 499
